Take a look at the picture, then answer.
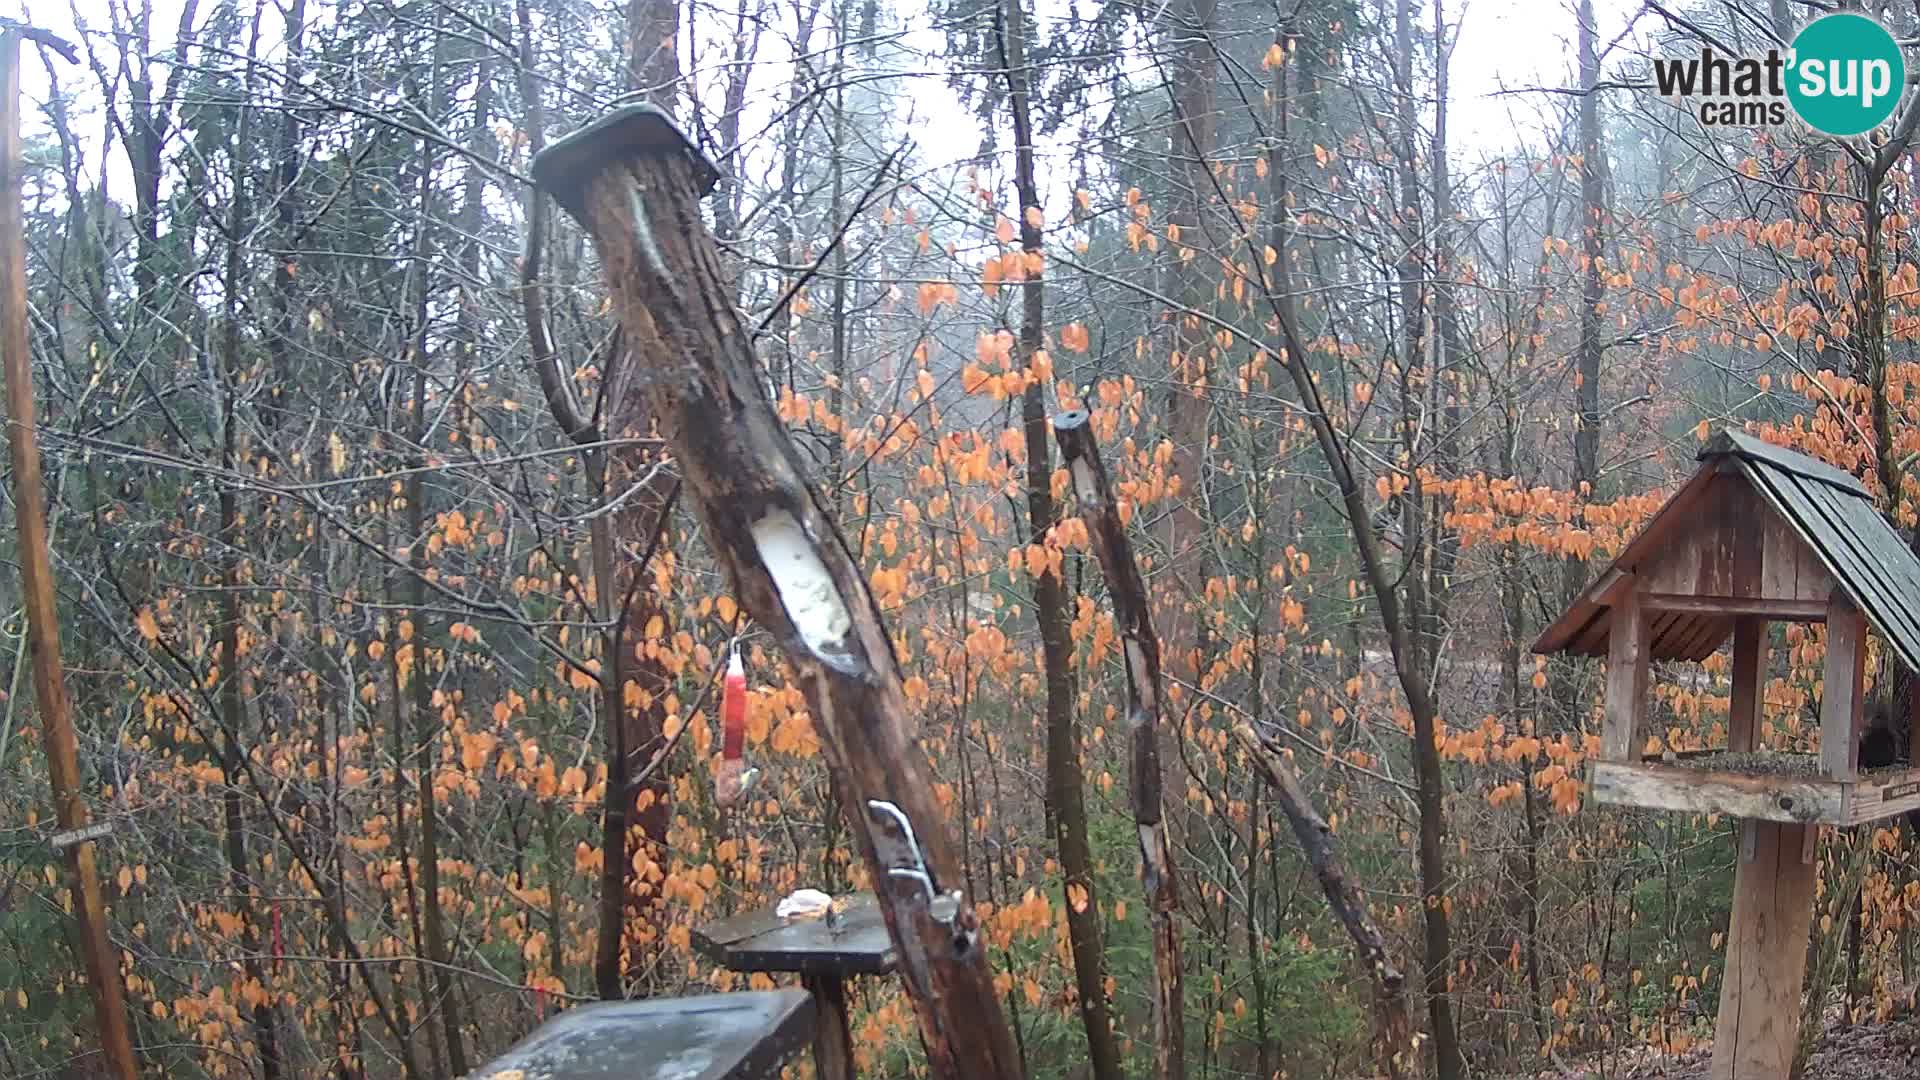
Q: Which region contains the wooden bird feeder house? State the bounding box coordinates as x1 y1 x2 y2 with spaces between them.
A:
1536 429 1920 1079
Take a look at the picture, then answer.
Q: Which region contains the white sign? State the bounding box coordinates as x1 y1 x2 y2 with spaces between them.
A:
49 821 111 850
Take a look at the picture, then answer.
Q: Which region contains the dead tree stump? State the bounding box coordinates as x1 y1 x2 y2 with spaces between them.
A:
532 104 1024 1079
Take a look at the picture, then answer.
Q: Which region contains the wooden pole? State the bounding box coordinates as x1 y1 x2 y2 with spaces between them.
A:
531 105 1024 1079
1820 594 1866 780
1051 409 1187 1080
1728 618 1766 753
1711 821 1817 1080
802 973 855 1080
0 30 140 1080
1602 587 1648 762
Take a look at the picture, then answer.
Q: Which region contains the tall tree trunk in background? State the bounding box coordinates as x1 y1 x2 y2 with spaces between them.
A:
616 0 683 997
1427 0 1465 653
402 23 468 1074
709 0 759 253
826 2 849 505
1161 0 1217 684
217 12 282 1076
1391 1 1464 1075
265 0 305 422
1570 0 1604 560
999 4 1121 1077
627 0 680 106
770 0 822 394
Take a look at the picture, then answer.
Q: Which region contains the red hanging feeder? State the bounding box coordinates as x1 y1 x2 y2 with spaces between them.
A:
715 643 757 806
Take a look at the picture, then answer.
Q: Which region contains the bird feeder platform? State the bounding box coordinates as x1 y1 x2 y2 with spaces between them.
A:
467 990 814 1080
1536 429 1920 1080
694 893 895 1080
1587 752 1920 826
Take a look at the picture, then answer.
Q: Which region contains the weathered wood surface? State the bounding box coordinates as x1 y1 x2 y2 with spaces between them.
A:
1233 724 1412 1077
1840 765 1920 825
1710 821 1818 1080
1822 593 1868 780
1728 619 1765 753
469 991 814 1080
532 104 1022 1078
1602 588 1648 762
1588 761 1844 824
1052 410 1186 1080
0 32 139 1080
1638 594 1827 621
693 894 897 977
1595 760 1920 826
803 974 855 1080
1536 465 1718 656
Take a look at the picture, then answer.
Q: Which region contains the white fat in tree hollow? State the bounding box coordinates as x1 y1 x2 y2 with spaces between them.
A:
751 510 853 657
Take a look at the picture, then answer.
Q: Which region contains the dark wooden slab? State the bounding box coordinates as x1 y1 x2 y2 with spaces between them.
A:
693 894 897 977
469 990 813 1080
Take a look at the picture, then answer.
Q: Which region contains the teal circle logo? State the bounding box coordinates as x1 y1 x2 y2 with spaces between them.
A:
1787 14 1906 136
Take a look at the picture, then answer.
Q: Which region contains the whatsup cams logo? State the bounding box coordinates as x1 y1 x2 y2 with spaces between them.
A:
1652 13 1907 136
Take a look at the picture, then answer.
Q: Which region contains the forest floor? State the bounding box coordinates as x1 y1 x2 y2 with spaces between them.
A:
1534 1011 1920 1079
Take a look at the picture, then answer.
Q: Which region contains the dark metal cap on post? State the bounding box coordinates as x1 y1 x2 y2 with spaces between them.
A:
530 103 721 220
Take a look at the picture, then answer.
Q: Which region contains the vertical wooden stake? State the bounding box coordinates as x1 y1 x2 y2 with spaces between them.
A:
803 974 855 1080
1603 588 1648 762
1728 618 1766 753
1711 821 1818 1080
0 32 140 1080
1821 594 1866 780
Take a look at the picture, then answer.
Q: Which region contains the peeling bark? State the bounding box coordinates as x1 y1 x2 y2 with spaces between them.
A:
1052 410 1186 1080
532 107 1024 1079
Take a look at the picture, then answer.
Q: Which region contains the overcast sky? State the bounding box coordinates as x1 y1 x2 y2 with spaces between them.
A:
6 0 1644 220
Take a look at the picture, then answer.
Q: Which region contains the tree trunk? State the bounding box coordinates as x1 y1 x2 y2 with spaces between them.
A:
1053 412 1187 1080
1233 724 1414 1076
218 12 282 1075
1159 0 1217 684
533 109 1026 1079
999 4 1122 1077
0 31 141 1080
402 22 467 1073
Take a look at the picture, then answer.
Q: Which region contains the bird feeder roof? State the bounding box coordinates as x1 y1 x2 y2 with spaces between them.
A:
1534 429 1920 673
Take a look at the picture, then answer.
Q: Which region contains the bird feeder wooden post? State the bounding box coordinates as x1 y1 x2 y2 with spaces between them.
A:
695 893 898 1080
530 104 1024 1079
1537 429 1920 1080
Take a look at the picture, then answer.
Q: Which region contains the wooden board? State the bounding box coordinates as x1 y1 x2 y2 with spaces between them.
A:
693 894 898 977
1711 821 1817 1080
1727 619 1765 754
1590 761 1920 826
1840 765 1920 825
1602 591 1649 762
469 990 814 1080
1589 761 1844 824
1822 594 1867 779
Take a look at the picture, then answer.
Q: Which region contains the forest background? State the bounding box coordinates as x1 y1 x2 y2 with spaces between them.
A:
1 0 1915 1077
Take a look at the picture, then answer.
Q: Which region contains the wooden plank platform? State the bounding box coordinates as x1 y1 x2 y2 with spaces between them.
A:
469 990 814 1080
1589 760 1920 826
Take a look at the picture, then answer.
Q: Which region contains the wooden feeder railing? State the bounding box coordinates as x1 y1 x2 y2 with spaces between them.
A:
531 104 1022 1079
